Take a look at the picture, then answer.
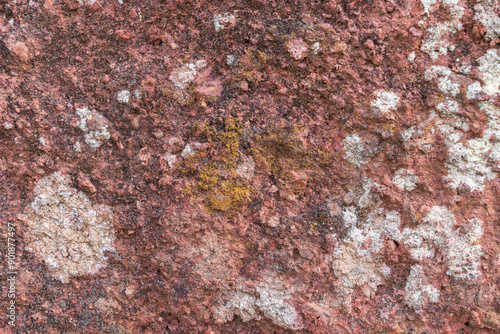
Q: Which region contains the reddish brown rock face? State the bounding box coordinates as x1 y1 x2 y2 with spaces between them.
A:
0 0 500 333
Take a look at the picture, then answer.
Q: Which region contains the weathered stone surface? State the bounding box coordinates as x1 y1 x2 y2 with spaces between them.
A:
0 0 499 332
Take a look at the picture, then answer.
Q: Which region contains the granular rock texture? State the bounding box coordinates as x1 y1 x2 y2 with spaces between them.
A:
0 0 499 332
23 172 115 283
75 106 111 150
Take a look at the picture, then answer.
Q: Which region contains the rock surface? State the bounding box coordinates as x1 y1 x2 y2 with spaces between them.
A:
0 0 499 332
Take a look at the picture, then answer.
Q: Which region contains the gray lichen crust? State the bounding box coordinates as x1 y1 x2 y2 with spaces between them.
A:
23 172 115 283
213 275 304 330
76 107 111 150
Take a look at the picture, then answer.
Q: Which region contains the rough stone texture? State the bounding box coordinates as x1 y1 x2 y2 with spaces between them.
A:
75 106 111 150
0 0 500 333
23 172 115 283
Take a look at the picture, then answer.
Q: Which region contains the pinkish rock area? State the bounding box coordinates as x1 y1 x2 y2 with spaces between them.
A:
1 0 500 333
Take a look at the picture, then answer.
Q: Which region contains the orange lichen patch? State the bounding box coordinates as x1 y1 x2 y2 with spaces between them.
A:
205 179 251 213
181 117 252 216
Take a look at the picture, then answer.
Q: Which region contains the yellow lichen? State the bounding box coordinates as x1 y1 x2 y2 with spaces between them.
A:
215 117 242 167
205 179 251 213
181 117 252 216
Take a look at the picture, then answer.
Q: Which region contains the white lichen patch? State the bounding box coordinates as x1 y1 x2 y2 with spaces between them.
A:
343 134 366 166
332 208 401 308
460 62 472 74
214 276 304 330
181 144 195 158
481 103 500 161
421 0 438 14
441 50 500 190
328 174 479 315
77 0 96 5
226 54 236 66
436 98 460 115
342 206 358 228
476 49 500 160
467 81 486 100
267 215 280 228
474 0 500 41
235 155 255 179
311 42 321 54
402 126 416 142
134 89 141 99
402 206 483 280
332 242 387 307
75 107 110 149
425 66 460 96
327 177 483 315
358 178 377 209
371 90 400 116
419 57 498 190
24 172 115 283
405 265 440 311
255 282 304 330
408 52 416 63
445 138 496 190
357 209 403 254
421 22 457 60
330 201 482 315
393 169 418 191
169 60 207 89
287 38 308 60
39 136 48 147
213 13 236 32
420 3 464 60
116 90 130 103
215 291 259 322
162 152 178 169
477 49 500 97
